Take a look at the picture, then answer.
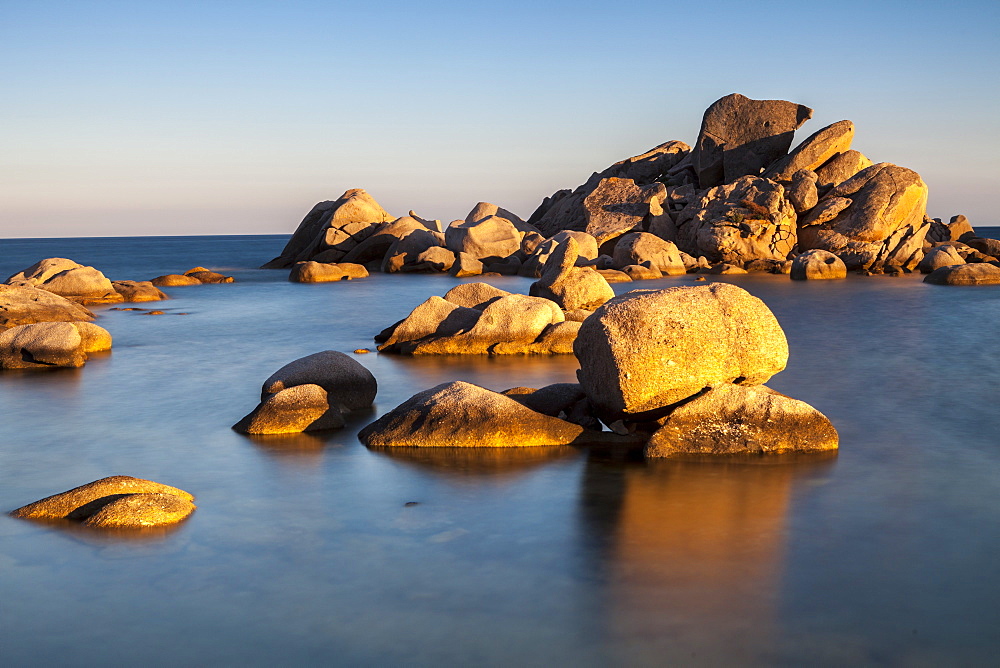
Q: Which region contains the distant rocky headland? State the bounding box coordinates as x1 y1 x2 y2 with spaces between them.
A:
263 93 1000 285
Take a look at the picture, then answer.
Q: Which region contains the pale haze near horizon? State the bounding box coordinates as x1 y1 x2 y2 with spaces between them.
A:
1 0 998 239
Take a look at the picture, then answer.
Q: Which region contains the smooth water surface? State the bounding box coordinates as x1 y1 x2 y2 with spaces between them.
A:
1 234 999 666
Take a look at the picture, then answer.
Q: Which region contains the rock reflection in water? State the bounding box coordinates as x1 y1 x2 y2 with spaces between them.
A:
370 445 582 480
579 452 836 664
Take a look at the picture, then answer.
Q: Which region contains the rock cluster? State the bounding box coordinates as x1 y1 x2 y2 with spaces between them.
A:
233 350 377 434
6 258 124 304
9 476 196 528
361 283 838 457
151 267 234 286
269 93 998 284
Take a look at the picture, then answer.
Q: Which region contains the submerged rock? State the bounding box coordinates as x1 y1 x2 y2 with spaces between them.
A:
151 274 202 287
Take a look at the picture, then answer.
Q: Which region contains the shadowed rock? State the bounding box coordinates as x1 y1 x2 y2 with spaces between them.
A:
924 263 1000 286
814 150 874 191
612 232 686 275
790 250 847 280
151 274 201 287
234 383 346 434
382 229 449 273
340 216 437 265
112 280 168 302
918 246 965 274
644 384 839 457
0 284 95 330
520 231 599 278
0 321 111 369
261 350 377 411
449 252 485 277
378 296 482 351
764 120 854 183
184 269 234 284
529 237 615 311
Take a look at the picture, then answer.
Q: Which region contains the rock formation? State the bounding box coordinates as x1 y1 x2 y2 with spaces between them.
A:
6 258 123 304
0 321 112 369
0 284 95 330
790 249 847 280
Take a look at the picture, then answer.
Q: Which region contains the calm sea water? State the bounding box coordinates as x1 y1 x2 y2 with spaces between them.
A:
1 232 999 666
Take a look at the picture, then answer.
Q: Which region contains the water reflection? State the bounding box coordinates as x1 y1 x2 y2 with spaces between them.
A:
579 452 836 664
370 445 582 479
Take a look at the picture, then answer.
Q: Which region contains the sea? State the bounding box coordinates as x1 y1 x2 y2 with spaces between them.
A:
1 230 999 666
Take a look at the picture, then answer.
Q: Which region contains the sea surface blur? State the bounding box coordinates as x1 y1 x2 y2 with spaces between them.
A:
1 232 999 666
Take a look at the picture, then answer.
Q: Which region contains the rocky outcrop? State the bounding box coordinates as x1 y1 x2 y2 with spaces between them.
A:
574 283 788 420
0 321 111 370
644 384 839 457
6 258 123 304
340 215 438 265
444 214 522 263
358 381 608 447
111 280 168 302
0 284 95 330
924 263 1000 286
9 476 195 528
520 231 599 278
263 189 394 268
764 120 855 183
529 237 615 311
289 261 369 283
382 229 450 273
690 93 813 189
798 163 929 271
674 175 797 264
790 249 847 280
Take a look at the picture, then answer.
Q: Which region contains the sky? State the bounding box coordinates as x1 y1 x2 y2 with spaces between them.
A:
1 0 998 238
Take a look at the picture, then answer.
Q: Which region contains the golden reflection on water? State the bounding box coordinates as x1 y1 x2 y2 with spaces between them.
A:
370 445 582 479
581 452 836 663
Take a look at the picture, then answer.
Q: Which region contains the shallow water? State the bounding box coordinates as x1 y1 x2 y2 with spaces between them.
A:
1 233 999 666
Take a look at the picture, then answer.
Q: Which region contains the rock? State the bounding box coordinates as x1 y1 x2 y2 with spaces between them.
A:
529 141 690 237
406 246 456 273
918 246 965 273
674 175 797 264
340 216 437 265
445 215 522 263
612 232 686 274
814 150 874 191
464 202 536 237
790 249 848 280
82 493 197 528
786 170 819 213
382 229 449 273
965 237 1000 259
597 269 632 282
6 258 123 304
483 255 522 276
745 258 791 274
233 383 345 434
111 280 168 302
442 283 511 309
520 231 545 256
924 263 1000 286
0 284 95 330
503 382 586 415
261 350 377 411
690 93 813 189
9 476 195 526
644 384 839 457
262 189 394 268
581 178 668 245
702 263 748 275
184 269 234 284
529 237 615 311
564 309 593 322
358 381 603 447
290 261 369 283
764 120 855 183
0 321 111 369
449 252 484 278
622 264 663 280
798 163 930 271
520 231 599 278
151 274 202 287
946 215 976 242
378 297 482 352
574 283 788 419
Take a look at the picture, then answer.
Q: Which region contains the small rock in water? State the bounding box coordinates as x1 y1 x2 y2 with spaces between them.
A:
404 501 420 507
354 348 371 354
145 310 166 315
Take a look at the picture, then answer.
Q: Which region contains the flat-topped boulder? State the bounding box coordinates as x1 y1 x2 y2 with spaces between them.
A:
924 263 1000 286
289 261 369 282
0 321 112 370
358 381 608 447
0 284 95 330
10 476 195 528
151 274 202 286
6 258 123 304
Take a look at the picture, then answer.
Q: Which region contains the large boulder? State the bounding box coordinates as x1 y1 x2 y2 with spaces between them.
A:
528 141 690 237
111 280 168 302
0 321 111 370
918 246 965 273
529 237 615 311
790 249 847 280
689 93 813 189
377 297 482 352
382 229 449 273
581 177 669 246
644 384 839 457
442 283 511 309
358 381 602 447
798 163 930 271
0 284 95 330
574 283 788 419
814 150 873 190
289 261 368 283
262 189 394 268
764 120 855 183
674 175 797 264
151 274 202 287
340 215 439 265
9 476 195 527
965 237 1000 259
6 258 123 304
924 263 1000 286
612 232 686 274
260 350 377 411
444 215 522 263
520 230 599 278
233 384 346 435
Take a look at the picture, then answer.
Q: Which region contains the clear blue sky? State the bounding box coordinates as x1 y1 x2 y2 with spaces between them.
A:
1 0 998 237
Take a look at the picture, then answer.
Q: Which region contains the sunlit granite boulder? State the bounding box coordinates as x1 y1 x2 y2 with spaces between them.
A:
442 282 511 309
289 261 369 283
790 249 847 280
612 232 686 275
924 263 1000 286
529 237 615 311
6 258 123 304
0 284 95 330
358 381 611 447
502 382 602 431
445 212 523 263
449 252 484 277
184 268 234 283
643 384 839 457
9 476 195 528
0 321 111 369
814 150 873 191
520 230 600 278
574 283 788 420
764 120 855 184
383 229 451 273
234 350 377 434
111 280 168 302
917 246 965 274
151 273 202 286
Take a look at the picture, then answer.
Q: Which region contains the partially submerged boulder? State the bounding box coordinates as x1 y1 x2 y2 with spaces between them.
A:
233 384 346 435
924 263 1000 286
6 258 123 304
790 249 847 280
290 261 369 283
0 321 111 370
111 280 168 302
260 350 377 411
151 274 202 287
9 475 195 528
0 284 95 330
574 283 788 419
644 384 839 457
358 381 604 447
918 246 965 274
